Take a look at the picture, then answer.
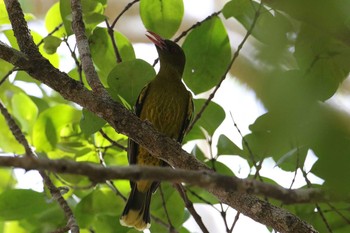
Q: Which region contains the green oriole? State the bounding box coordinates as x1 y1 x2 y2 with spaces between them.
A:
119 31 193 231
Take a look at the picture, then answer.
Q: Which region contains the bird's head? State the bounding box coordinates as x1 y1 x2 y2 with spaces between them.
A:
146 31 186 75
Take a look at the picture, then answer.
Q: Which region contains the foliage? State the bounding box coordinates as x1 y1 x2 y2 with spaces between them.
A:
1 0 350 232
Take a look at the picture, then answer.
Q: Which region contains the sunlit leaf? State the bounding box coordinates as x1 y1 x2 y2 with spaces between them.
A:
0 112 24 154
45 2 66 38
11 92 38 134
32 104 81 152
183 16 231 94
140 0 184 38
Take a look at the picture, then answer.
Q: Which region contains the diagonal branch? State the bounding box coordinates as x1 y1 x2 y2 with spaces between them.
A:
4 0 41 58
0 39 316 233
70 0 106 94
1 2 318 231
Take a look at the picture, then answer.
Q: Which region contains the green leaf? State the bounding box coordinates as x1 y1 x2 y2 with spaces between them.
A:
3 221 27 233
0 111 24 154
185 186 218 204
184 99 225 141
0 189 48 220
107 59 156 106
59 0 73 36
140 0 184 38
43 36 62 54
205 160 234 176
32 104 81 152
191 145 207 162
0 2 10 25
182 16 231 94
0 169 16 190
295 25 350 100
75 188 124 227
217 134 243 156
80 109 106 135
223 0 292 45
93 215 129 233
11 92 38 134
89 27 135 84
151 183 185 231
45 2 67 38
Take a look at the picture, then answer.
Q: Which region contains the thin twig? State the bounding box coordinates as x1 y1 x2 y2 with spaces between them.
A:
37 23 64 47
99 129 127 151
174 184 209 233
105 20 122 63
0 67 18 86
49 225 70 233
63 37 83 83
326 203 350 224
105 0 139 63
159 185 177 233
174 11 221 43
111 0 139 28
302 168 333 233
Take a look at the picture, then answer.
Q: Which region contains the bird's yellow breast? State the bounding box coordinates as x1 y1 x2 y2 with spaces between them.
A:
139 75 189 138
135 74 190 192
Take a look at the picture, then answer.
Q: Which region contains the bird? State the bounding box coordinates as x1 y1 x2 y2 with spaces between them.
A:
119 31 193 231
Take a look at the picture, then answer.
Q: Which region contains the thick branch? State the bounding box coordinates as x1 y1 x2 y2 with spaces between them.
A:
4 0 41 57
0 40 316 233
0 155 342 206
0 1 318 230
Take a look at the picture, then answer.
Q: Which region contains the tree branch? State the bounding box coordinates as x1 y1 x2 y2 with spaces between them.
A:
70 0 105 94
0 155 344 206
0 2 319 231
0 102 79 233
0 40 316 233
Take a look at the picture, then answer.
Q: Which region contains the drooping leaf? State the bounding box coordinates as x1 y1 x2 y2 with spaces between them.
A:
11 92 38 134
140 0 184 38
0 112 24 154
75 188 124 227
150 183 185 231
182 16 231 94
0 189 48 220
60 0 106 36
45 2 67 38
89 27 135 84
205 160 234 176
184 99 225 141
43 36 62 54
223 0 292 46
80 109 106 135
107 59 156 106
32 104 81 152
294 25 350 100
217 134 243 156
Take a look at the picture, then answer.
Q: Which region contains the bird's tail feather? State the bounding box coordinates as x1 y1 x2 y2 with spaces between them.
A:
120 185 152 231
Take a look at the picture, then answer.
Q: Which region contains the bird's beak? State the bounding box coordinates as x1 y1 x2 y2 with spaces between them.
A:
146 31 166 50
